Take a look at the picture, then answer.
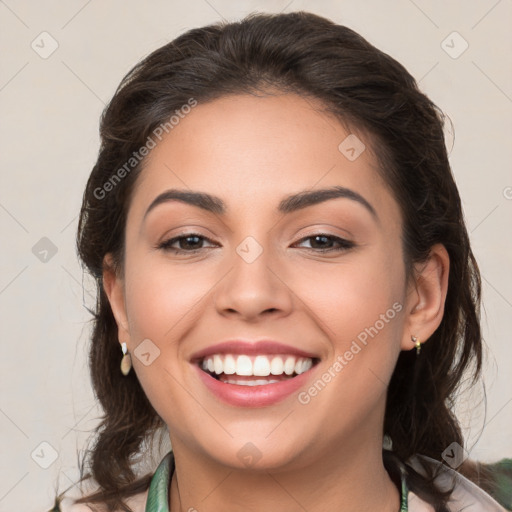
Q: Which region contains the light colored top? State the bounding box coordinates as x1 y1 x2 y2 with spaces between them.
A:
57 452 507 512
407 454 508 511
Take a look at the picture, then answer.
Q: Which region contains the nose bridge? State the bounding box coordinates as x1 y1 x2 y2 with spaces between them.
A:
213 232 293 319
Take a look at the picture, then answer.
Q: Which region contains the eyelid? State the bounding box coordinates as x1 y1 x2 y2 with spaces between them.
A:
157 231 355 255
293 233 355 251
155 224 217 245
156 231 218 251
295 223 354 240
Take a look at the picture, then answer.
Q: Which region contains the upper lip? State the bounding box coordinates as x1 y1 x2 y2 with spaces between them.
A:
190 339 319 363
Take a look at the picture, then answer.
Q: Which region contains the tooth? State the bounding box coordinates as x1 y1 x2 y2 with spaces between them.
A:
203 353 313 378
253 356 271 376
295 358 312 374
213 355 223 375
236 355 253 375
224 354 236 375
270 356 284 375
284 356 296 375
223 377 283 386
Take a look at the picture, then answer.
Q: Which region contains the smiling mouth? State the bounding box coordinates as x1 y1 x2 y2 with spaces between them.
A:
199 354 319 386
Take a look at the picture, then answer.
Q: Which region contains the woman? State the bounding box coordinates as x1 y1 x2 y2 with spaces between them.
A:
50 11 510 512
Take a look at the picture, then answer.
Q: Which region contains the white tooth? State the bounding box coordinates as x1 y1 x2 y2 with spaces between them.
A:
270 356 284 375
284 356 296 375
201 359 208 370
223 377 281 386
236 355 253 375
223 354 236 375
295 358 313 375
253 356 271 376
213 354 223 375
248 379 270 386
241 380 257 386
207 357 214 373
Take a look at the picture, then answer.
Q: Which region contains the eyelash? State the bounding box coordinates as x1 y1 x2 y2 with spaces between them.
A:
157 232 355 255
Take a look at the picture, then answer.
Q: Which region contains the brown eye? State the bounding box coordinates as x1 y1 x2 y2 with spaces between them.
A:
158 233 217 254
294 234 355 252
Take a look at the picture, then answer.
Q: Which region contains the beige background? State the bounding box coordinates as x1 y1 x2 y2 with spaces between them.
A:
1 1 511 510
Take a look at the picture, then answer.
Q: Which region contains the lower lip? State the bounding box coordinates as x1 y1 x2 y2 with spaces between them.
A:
195 365 316 407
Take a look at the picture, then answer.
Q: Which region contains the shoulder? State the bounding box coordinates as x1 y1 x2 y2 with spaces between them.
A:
53 450 174 512
407 454 508 511
56 487 149 512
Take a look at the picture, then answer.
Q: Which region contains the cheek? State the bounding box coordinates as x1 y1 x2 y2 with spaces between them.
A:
123 254 211 342
121 254 208 427
295 250 405 342
295 265 404 436
296 248 405 402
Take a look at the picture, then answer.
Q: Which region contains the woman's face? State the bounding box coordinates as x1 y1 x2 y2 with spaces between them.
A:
106 92 417 470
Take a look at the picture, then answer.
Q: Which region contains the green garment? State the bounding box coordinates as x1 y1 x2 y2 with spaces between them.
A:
486 459 512 511
144 451 409 512
48 453 512 511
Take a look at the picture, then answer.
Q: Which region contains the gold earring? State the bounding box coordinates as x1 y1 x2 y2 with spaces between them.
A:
120 342 132 375
411 335 421 355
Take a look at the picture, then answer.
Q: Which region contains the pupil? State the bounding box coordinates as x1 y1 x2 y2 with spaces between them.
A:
313 235 330 248
183 236 201 249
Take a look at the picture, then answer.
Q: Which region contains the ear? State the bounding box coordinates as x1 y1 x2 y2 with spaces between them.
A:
102 253 130 347
400 243 450 352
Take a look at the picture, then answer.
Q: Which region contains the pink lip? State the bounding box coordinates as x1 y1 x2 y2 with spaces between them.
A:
190 339 318 362
194 364 317 407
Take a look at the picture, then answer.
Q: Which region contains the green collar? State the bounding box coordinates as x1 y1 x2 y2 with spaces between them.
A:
145 451 409 512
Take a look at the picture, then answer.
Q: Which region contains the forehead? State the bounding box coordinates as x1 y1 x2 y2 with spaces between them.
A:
129 93 398 223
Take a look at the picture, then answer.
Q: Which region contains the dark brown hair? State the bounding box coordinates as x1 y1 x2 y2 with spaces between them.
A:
53 10 483 512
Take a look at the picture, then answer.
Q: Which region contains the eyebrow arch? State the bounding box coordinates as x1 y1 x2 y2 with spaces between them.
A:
278 186 378 220
143 185 378 222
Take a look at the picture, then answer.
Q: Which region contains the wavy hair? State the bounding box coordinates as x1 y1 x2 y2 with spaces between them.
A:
52 11 483 512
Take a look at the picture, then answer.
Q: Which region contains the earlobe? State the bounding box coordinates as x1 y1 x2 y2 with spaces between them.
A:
102 253 130 342
401 243 450 351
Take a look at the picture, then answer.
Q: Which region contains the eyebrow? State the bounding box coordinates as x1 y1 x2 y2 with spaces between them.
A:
143 185 378 222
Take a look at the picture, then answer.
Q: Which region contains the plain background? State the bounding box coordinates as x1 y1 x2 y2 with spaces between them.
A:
1 1 511 510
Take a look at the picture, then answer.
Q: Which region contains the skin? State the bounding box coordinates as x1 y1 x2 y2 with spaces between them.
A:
103 92 449 512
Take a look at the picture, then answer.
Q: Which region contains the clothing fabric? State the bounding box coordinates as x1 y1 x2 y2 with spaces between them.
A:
144 451 409 511
55 451 510 512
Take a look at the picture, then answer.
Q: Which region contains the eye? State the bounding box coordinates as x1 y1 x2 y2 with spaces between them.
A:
157 232 355 255
157 233 218 254
293 234 355 253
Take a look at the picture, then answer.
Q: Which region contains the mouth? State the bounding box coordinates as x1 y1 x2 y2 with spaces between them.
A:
198 353 318 386
190 339 321 407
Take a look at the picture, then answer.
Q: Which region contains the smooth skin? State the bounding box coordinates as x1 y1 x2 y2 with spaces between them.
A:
103 92 449 512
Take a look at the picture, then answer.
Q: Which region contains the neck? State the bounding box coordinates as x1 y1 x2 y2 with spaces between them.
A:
168 438 401 512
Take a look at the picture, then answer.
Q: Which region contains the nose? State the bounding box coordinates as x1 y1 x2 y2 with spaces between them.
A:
213 242 294 322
